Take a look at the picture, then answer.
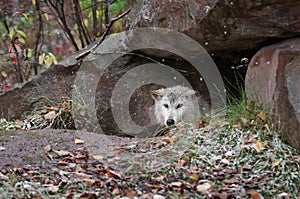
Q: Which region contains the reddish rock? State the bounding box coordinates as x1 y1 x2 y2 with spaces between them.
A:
245 38 300 151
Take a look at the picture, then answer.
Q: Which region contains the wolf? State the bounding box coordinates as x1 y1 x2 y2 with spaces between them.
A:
150 85 209 127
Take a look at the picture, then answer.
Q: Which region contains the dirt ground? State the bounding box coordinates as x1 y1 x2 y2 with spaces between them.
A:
0 129 140 169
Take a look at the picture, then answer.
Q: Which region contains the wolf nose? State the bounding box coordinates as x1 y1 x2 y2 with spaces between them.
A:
166 119 175 126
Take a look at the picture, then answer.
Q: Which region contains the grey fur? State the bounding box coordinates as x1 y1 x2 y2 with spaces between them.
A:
151 85 209 126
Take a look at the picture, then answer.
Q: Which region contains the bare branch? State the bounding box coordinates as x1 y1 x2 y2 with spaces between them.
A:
92 0 98 38
33 0 44 75
105 0 110 26
45 0 79 51
73 0 91 48
75 8 131 60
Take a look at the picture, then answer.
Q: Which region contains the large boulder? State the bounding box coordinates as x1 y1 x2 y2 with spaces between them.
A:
245 38 300 151
0 49 209 137
129 0 300 100
0 63 80 120
0 45 95 121
71 51 209 137
130 0 300 55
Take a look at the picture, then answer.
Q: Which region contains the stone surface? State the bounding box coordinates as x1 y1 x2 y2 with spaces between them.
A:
0 63 80 120
72 52 209 137
0 49 208 137
130 0 300 55
245 38 300 151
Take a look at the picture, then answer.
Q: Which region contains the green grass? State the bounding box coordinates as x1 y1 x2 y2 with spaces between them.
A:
119 89 300 198
225 86 271 132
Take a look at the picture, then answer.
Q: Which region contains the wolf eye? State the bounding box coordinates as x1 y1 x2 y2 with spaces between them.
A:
163 104 169 108
176 104 183 109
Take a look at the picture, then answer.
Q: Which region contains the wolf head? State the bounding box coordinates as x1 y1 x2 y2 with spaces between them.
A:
150 85 201 126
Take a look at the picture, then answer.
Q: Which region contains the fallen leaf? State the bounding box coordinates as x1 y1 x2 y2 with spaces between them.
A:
65 194 75 198
140 193 154 199
15 119 22 127
145 182 163 189
78 193 97 199
1 71 7 78
198 119 207 128
13 168 22 173
223 178 239 184
156 175 165 181
44 145 52 152
162 138 171 145
248 189 262 199
43 111 56 120
47 184 59 193
163 132 170 136
273 160 281 167
32 196 42 199
232 123 242 129
197 182 211 192
92 155 104 160
123 190 138 197
211 191 229 199
170 182 182 187
113 147 127 154
74 151 89 163
264 123 270 131
106 169 123 179
153 194 166 199
58 161 68 165
83 178 96 187
241 165 251 171
75 138 85 144
256 112 267 121
224 150 234 157
246 134 258 143
54 150 71 157
112 188 120 195
45 153 54 161
190 173 199 181
253 141 264 153
220 158 230 165
24 184 35 192
175 160 186 167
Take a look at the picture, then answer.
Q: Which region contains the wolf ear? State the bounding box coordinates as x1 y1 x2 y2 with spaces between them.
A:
183 89 199 97
183 89 199 100
150 89 164 100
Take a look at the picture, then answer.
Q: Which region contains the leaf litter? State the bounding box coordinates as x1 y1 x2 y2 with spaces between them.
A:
0 100 300 198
